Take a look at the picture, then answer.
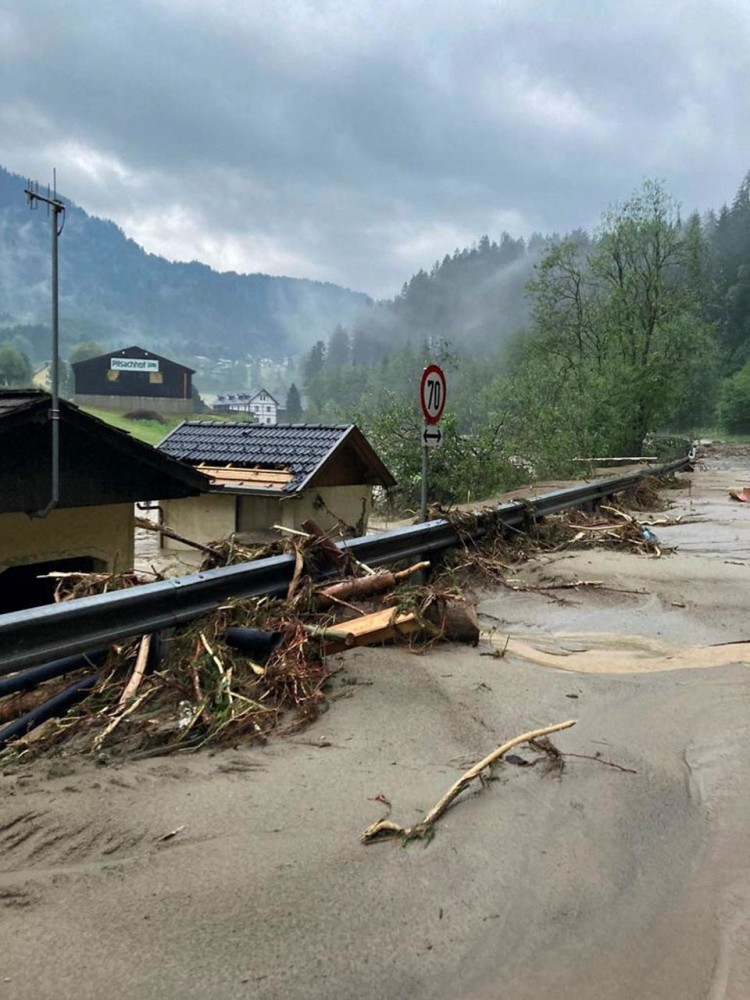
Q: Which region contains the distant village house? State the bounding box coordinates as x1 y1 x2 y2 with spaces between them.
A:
212 388 280 424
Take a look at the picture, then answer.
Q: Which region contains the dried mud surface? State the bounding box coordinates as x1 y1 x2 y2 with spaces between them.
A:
3 445 750 999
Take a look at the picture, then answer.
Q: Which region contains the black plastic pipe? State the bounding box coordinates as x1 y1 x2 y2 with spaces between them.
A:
0 649 106 699
0 673 96 750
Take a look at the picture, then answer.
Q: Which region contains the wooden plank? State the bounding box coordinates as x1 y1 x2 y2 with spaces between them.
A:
322 608 420 653
197 464 293 484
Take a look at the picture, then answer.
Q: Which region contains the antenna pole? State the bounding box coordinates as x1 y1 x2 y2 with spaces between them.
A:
24 177 66 518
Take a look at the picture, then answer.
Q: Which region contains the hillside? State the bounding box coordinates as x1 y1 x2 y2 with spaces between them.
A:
0 166 371 362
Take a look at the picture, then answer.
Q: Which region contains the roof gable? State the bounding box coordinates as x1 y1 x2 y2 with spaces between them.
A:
0 391 208 513
158 422 395 494
214 388 279 406
71 345 195 375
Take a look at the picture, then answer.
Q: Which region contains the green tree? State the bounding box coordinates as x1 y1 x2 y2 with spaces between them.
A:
303 340 326 384
717 363 750 433
520 181 718 456
327 325 351 368
69 340 104 365
0 345 32 387
285 382 303 422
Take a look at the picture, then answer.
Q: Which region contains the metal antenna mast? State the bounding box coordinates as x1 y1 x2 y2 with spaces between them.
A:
24 172 66 518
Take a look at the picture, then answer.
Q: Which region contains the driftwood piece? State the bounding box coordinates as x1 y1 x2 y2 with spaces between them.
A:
93 689 154 752
361 719 577 844
287 547 305 600
135 517 222 557
316 562 430 607
118 634 152 706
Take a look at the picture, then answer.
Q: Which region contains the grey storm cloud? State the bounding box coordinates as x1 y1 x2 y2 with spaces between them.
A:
1 0 749 297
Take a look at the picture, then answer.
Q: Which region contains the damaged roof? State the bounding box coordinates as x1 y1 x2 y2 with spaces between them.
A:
0 390 208 513
158 422 396 495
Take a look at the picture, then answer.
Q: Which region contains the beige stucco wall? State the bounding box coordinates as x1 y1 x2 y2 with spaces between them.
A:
74 394 193 414
161 485 372 548
161 493 237 550
0 503 134 574
239 485 372 537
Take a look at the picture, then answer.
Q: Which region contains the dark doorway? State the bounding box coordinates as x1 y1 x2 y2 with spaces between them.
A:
0 556 106 613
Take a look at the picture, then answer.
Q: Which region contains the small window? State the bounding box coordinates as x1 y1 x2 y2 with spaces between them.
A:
107 369 119 382
149 371 164 384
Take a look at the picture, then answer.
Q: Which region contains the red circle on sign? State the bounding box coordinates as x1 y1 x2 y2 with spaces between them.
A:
420 364 447 425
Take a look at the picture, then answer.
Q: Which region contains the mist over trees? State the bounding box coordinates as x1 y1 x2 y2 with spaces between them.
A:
303 174 750 506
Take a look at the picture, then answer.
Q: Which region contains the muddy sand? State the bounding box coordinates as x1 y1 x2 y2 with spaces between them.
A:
3 447 750 999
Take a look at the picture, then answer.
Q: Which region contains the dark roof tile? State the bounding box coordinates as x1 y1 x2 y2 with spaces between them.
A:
159 422 356 492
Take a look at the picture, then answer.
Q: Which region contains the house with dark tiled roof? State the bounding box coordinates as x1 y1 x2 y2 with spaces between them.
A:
0 391 208 612
157 421 395 546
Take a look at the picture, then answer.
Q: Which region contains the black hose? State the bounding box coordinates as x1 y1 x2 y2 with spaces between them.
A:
0 674 96 750
0 650 106 699
223 628 283 663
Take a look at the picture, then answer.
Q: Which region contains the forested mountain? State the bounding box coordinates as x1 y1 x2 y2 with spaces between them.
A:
0 165 371 362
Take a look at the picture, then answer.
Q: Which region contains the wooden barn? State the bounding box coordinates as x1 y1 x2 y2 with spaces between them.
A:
157 422 395 547
0 391 207 612
73 345 195 414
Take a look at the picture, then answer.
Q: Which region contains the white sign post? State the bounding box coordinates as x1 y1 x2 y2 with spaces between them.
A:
419 364 447 521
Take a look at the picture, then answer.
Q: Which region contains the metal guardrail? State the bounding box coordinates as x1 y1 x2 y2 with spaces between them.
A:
0 456 690 674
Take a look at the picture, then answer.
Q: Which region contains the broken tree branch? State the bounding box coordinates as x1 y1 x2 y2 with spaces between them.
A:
361 718 577 844
135 516 222 557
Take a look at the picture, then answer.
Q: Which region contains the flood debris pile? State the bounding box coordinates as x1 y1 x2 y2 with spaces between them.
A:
443 477 686 589
0 523 479 760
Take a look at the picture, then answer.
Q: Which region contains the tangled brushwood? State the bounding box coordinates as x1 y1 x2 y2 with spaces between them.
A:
440 476 685 588
1 531 453 760
7 596 329 760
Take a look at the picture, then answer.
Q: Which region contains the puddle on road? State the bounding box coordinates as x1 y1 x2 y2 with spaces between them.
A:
486 629 750 674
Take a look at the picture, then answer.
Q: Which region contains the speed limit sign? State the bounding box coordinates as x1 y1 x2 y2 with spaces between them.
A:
420 364 447 425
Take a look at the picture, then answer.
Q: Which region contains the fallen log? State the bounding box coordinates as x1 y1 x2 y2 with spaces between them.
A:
426 599 480 646
316 562 430 607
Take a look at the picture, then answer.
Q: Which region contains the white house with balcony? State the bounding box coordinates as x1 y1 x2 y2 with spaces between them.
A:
212 388 280 424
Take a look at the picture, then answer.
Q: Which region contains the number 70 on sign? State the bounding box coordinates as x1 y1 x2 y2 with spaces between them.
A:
420 364 447 425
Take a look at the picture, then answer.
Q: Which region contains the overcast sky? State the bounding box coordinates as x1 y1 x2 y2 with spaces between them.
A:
2 0 749 298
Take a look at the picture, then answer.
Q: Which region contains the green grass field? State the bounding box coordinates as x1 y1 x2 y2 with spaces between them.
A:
82 407 185 444
82 407 255 445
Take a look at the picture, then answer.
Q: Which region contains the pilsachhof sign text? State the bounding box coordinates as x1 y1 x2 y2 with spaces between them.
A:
110 358 160 372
